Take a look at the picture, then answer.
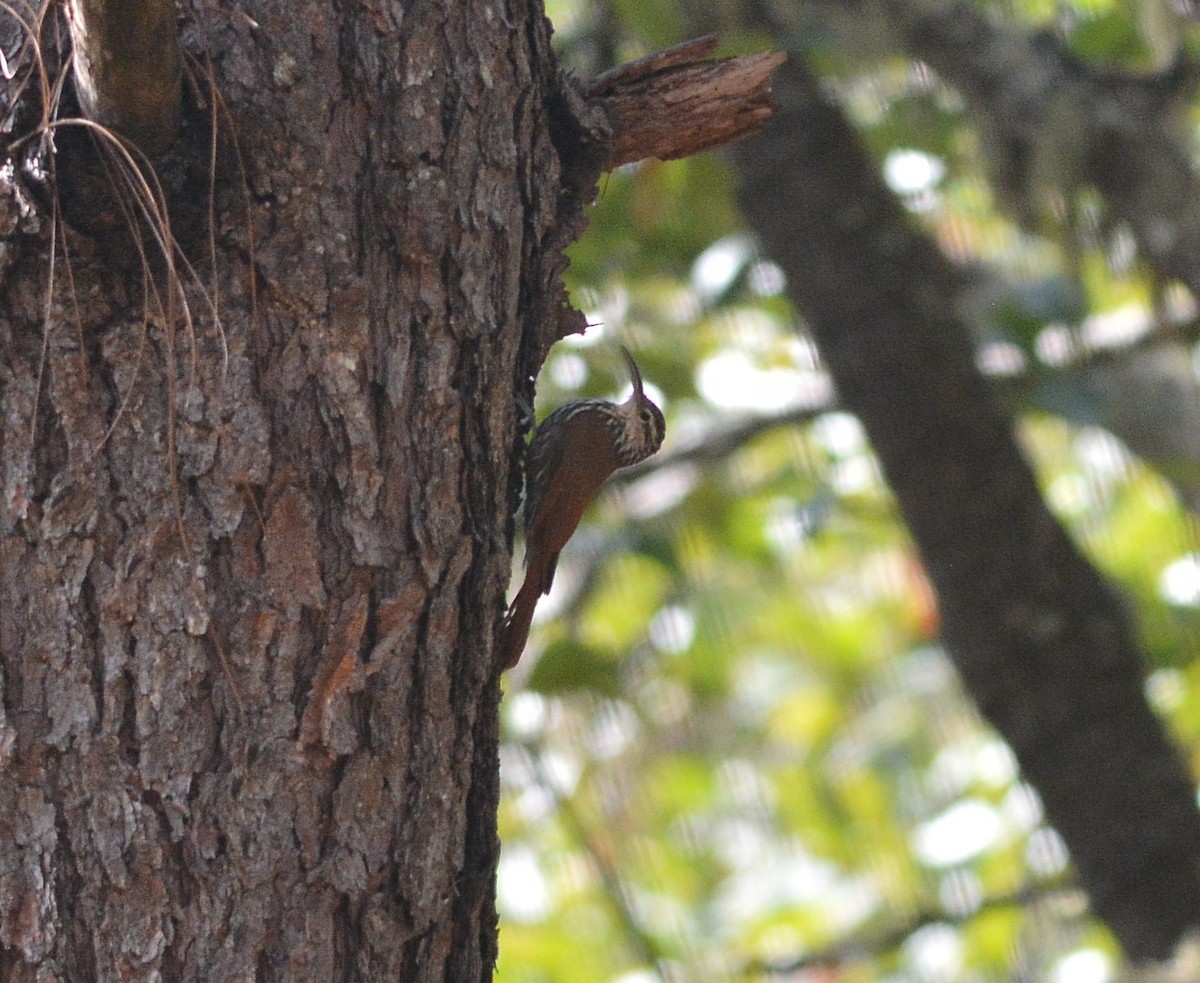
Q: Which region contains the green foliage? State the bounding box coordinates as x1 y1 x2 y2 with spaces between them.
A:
499 0 1200 980
570 156 745 286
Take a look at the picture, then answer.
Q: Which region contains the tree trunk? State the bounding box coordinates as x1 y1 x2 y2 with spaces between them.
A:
0 1 582 978
733 52 1200 960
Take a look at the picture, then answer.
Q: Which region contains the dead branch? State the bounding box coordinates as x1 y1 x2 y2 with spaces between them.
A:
588 36 786 168
65 0 181 154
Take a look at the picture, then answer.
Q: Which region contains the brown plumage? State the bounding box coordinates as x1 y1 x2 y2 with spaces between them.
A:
499 348 666 669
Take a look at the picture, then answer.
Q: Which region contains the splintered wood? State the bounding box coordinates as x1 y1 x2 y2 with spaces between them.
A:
588 36 787 169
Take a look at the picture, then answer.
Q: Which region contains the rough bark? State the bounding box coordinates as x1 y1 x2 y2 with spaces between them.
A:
734 54 1200 960
0 0 580 979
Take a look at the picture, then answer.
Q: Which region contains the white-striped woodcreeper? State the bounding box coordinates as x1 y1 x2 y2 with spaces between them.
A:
500 348 666 668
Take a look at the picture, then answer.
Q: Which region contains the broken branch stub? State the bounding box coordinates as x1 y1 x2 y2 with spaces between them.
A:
587 36 787 169
66 0 182 155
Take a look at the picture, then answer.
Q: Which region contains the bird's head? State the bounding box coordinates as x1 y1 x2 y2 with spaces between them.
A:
615 346 666 466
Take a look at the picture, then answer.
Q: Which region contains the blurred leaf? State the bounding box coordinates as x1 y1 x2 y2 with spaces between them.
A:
527 639 626 696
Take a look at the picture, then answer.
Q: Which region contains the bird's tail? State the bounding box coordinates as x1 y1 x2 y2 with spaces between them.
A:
498 573 540 670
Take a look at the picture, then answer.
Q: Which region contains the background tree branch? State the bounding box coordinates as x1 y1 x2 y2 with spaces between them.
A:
823 0 1200 294
732 51 1200 960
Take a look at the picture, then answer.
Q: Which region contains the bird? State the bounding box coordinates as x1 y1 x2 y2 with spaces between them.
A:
499 347 666 670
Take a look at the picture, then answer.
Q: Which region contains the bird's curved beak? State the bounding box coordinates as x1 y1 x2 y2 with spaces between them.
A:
620 346 644 398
